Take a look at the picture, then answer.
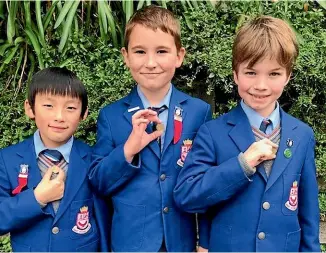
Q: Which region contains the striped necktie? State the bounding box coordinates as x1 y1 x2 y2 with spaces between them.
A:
149 105 168 151
38 149 67 213
259 119 272 134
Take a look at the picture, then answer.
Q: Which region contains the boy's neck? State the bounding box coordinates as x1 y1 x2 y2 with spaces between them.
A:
138 84 171 106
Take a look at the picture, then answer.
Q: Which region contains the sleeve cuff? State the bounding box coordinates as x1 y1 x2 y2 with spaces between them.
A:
238 152 256 181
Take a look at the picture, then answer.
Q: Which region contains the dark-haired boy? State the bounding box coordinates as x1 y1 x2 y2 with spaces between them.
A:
0 67 109 252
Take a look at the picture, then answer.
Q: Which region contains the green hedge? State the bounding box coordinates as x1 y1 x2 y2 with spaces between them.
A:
0 1 325 251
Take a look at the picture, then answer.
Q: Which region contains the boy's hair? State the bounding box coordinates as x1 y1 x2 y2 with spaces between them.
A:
28 67 88 117
232 16 299 75
124 5 182 50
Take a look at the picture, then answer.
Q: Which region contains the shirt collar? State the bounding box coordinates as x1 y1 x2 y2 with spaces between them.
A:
240 99 280 130
137 84 172 109
33 129 73 163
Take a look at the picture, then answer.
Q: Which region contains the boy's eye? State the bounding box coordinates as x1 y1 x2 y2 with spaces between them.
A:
270 72 281 76
135 50 145 54
245 71 256 76
157 50 168 54
43 104 53 108
67 106 77 111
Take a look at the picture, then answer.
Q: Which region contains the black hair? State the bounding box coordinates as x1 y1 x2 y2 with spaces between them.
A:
28 67 88 117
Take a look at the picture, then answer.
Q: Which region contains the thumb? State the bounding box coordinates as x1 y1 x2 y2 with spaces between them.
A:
149 130 163 141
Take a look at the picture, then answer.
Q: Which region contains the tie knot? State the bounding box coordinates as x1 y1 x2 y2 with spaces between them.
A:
148 105 168 115
42 149 63 164
259 119 272 134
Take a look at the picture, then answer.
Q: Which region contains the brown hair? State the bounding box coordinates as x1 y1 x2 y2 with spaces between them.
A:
232 16 299 75
124 5 182 50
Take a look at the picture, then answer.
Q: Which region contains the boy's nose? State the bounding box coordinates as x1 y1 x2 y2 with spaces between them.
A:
145 55 157 68
254 79 268 90
54 110 64 121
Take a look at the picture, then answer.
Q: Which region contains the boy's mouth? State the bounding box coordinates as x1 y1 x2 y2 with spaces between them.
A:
49 125 68 131
250 93 270 99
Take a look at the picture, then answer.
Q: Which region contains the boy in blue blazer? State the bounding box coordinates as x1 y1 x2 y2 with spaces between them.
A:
174 16 320 252
0 67 109 251
89 5 212 252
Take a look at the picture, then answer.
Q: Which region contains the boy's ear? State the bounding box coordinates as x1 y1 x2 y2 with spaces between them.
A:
175 47 186 68
82 107 88 120
24 100 35 120
233 70 239 86
284 72 291 86
121 47 130 68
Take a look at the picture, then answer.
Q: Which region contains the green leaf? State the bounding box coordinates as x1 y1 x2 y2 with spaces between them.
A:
58 0 80 52
137 0 145 10
125 0 134 24
7 1 18 44
35 0 45 46
25 28 41 55
316 0 326 9
23 1 32 29
43 0 59 30
54 1 74 29
103 3 119 48
0 43 13 56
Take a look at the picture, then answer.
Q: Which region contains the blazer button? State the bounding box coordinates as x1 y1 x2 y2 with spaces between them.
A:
52 227 59 234
163 207 169 213
262 202 270 210
160 174 166 181
258 232 265 240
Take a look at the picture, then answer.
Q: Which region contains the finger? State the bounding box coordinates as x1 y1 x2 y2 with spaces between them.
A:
43 166 55 180
146 109 159 116
56 168 66 181
133 118 150 126
263 138 279 148
132 109 154 120
148 130 163 141
146 114 161 124
263 153 277 161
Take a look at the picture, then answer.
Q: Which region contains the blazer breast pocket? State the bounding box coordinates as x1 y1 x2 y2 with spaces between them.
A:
282 173 301 215
174 132 196 169
69 198 97 240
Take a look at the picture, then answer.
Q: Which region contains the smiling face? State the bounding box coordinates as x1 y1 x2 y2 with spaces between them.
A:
121 24 185 95
25 93 87 148
234 57 290 117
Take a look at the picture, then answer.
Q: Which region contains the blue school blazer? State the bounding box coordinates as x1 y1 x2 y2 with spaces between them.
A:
0 137 110 252
174 104 320 252
89 86 212 251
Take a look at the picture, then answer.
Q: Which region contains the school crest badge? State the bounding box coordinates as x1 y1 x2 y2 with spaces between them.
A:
177 139 193 167
285 181 298 211
72 206 91 234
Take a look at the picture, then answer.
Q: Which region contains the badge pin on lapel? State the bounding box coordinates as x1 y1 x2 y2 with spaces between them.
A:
12 164 29 195
128 106 140 113
72 206 92 234
173 106 183 144
286 138 293 147
284 138 294 159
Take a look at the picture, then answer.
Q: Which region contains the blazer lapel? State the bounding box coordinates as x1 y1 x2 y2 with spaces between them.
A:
53 141 88 223
265 110 299 191
227 105 268 182
17 137 55 217
162 87 188 155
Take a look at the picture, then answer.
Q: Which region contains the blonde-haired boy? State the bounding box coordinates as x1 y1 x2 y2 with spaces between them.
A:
174 16 320 252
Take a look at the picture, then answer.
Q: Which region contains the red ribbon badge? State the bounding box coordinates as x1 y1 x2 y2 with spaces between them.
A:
173 106 183 144
12 164 29 195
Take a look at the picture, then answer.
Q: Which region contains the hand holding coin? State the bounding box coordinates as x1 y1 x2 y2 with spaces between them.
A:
156 123 165 132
